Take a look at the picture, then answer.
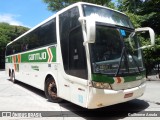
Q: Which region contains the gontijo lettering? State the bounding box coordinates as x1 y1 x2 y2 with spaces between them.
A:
28 52 47 61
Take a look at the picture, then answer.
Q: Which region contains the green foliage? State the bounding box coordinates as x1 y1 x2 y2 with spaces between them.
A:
118 0 160 74
0 22 29 52
43 0 114 11
0 22 29 68
117 0 143 13
125 12 142 28
118 0 160 33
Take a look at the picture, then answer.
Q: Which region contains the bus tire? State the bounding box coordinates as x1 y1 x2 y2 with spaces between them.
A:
11 70 16 83
9 69 12 79
45 77 62 103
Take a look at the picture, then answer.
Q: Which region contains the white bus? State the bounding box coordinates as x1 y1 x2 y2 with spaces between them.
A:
5 2 155 109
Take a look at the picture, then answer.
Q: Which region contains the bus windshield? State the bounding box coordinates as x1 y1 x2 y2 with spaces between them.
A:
90 24 144 76
82 4 134 28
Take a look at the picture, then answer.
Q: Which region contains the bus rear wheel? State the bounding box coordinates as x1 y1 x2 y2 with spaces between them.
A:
11 70 16 83
45 77 62 103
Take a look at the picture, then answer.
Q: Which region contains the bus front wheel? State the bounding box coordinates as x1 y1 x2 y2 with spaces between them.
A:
45 77 62 103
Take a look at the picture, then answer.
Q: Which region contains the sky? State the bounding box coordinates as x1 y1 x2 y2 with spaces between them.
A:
0 0 118 28
0 0 53 28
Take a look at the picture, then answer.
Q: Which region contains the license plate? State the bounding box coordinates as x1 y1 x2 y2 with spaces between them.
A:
124 93 133 98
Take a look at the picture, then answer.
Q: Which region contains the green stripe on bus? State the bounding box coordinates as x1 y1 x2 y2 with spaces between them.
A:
5 47 56 63
21 47 56 63
51 47 56 62
92 74 114 84
92 72 145 84
5 56 12 63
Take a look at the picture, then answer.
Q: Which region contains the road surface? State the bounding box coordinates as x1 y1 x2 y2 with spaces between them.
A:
0 70 160 120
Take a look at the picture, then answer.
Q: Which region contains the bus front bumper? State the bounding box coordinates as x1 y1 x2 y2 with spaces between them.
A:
87 82 146 109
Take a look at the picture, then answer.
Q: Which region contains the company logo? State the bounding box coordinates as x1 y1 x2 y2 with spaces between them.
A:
28 52 47 61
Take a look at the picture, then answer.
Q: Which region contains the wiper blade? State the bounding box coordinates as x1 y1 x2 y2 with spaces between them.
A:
115 47 125 76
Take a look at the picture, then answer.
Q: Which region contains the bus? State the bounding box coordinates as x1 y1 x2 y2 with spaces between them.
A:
5 2 155 109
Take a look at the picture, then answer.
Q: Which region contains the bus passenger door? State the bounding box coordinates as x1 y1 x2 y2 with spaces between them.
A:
68 26 88 107
59 6 88 107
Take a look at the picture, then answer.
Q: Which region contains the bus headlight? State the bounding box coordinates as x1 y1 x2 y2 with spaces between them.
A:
92 81 111 89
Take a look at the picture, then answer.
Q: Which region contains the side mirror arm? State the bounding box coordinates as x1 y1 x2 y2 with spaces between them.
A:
135 27 155 49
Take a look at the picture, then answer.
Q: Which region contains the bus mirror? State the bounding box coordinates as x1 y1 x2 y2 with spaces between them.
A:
135 27 155 49
86 18 96 43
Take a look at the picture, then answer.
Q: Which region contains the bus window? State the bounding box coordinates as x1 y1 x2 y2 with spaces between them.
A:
28 30 39 49
39 18 57 46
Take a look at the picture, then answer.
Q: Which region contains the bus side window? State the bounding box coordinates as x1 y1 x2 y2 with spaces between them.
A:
39 18 57 46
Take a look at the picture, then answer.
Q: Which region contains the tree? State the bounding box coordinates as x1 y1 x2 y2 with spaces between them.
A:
139 0 160 35
43 0 115 12
118 0 143 13
136 0 160 75
118 0 160 76
0 23 29 69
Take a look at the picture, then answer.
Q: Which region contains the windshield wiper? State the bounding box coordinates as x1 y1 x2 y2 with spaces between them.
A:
115 47 130 76
115 47 125 76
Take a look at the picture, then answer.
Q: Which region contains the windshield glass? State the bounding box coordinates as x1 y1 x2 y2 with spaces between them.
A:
82 4 134 28
90 25 144 76
123 30 144 68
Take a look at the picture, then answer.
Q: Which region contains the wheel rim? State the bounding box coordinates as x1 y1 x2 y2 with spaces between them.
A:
48 81 57 99
12 72 15 82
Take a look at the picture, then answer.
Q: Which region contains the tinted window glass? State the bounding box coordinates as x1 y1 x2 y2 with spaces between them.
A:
28 29 39 50
59 7 80 74
69 26 87 79
6 18 57 56
39 19 57 46
59 7 88 79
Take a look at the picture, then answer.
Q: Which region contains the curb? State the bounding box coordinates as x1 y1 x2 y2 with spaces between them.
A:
146 75 160 81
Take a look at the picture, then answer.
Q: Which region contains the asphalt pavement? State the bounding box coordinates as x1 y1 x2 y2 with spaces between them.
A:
0 70 160 120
